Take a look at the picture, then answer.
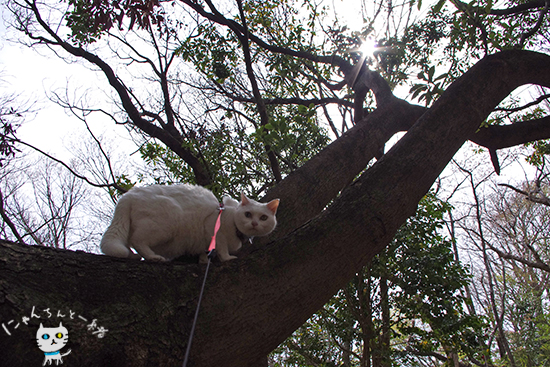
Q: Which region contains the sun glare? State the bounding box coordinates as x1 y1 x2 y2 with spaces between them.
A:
360 38 377 58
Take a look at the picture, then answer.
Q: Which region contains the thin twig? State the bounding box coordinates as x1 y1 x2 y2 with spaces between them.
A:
10 138 128 193
519 0 550 47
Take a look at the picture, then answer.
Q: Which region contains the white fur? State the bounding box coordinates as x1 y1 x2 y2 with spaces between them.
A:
100 184 279 262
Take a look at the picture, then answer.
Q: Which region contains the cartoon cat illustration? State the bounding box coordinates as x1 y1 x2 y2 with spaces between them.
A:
36 322 72 366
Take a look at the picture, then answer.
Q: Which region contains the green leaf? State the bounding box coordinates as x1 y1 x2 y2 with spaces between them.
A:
485 0 493 14
432 0 446 13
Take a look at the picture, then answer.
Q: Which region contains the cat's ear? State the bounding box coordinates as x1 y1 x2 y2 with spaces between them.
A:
58 322 63 328
240 193 250 206
266 199 280 214
39 323 44 329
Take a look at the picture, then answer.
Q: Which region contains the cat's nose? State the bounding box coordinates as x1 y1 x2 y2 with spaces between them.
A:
251 221 258 227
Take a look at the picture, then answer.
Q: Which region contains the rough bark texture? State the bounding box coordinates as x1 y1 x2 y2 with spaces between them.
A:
1 50 550 367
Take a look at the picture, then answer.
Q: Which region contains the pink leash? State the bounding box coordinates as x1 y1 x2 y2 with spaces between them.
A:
208 202 224 253
183 203 224 367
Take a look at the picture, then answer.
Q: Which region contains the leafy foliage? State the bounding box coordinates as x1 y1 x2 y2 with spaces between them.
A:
0 107 21 167
409 66 449 106
65 0 162 45
175 23 239 84
0 93 26 168
139 109 328 198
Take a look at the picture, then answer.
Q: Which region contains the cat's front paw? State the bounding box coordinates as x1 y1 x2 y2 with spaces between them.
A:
218 254 237 262
199 253 209 264
128 252 143 260
145 254 168 262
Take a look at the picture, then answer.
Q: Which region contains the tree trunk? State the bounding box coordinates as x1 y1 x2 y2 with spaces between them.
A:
1 50 550 367
378 276 390 367
363 267 373 367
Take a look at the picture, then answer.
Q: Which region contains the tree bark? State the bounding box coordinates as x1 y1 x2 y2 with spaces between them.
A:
1 50 550 367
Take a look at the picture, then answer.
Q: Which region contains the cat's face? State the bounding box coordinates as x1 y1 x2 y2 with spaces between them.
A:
36 323 69 353
234 194 279 237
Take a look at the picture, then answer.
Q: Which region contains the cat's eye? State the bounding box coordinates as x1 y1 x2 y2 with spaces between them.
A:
260 215 268 221
245 212 252 218
42 334 49 340
56 332 63 338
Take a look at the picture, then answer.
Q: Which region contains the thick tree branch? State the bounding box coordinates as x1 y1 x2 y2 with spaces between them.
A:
471 116 550 150
258 98 426 238
355 68 396 108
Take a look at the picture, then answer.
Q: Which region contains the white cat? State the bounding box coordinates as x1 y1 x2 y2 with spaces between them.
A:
36 322 72 366
100 184 279 262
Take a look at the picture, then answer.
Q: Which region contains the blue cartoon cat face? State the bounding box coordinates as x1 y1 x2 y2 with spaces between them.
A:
36 322 69 353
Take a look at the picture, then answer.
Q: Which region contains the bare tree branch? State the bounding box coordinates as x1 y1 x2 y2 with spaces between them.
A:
471 116 550 150
498 183 550 206
9 138 127 193
19 0 212 185
487 241 550 273
494 93 550 113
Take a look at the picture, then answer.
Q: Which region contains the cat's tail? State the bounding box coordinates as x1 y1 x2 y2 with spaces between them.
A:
100 199 138 259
